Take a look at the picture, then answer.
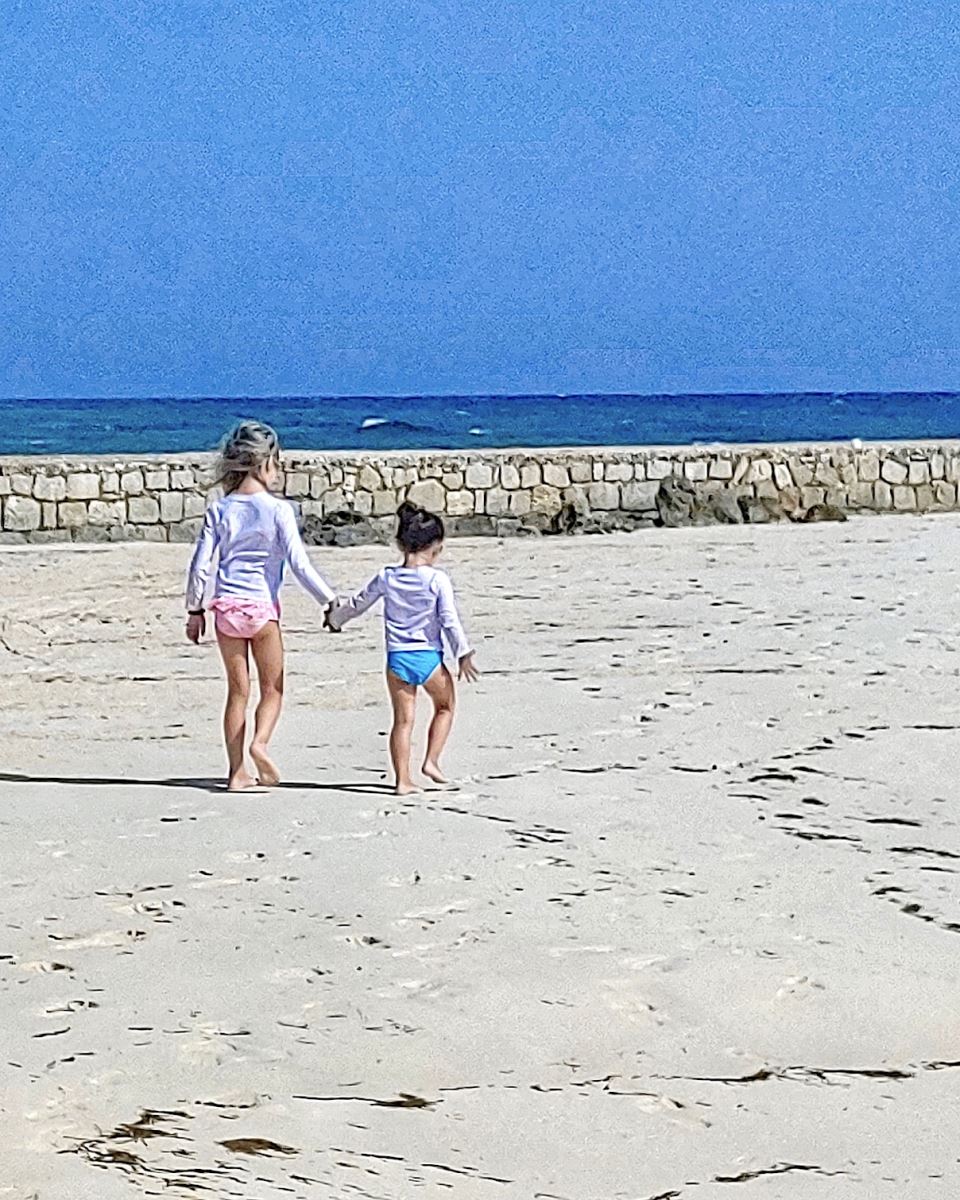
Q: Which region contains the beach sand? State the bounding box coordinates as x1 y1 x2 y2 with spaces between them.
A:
1 519 959 1198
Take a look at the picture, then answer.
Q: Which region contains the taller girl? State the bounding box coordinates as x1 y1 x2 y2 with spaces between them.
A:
185 421 336 791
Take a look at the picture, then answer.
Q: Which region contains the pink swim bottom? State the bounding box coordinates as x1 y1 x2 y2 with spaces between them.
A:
209 598 281 640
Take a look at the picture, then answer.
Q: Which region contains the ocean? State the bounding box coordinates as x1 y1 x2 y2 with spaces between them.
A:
2 393 959 456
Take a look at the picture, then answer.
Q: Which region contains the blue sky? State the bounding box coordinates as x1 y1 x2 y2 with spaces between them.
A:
3 0 959 398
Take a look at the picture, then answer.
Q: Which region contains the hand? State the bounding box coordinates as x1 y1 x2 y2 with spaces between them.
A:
323 603 341 633
459 652 480 683
186 613 205 644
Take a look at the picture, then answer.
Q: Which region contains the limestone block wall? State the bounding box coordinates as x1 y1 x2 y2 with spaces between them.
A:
1 441 959 543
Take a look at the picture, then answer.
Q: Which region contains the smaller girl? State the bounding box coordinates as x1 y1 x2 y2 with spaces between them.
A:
328 502 479 794
185 420 336 792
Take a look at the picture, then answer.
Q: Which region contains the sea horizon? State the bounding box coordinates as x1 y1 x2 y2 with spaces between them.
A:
3 391 960 457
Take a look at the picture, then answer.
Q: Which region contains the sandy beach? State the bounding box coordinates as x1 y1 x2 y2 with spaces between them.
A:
2 517 959 1198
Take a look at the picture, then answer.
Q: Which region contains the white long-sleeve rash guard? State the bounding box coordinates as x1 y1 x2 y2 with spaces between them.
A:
185 491 335 611
329 564 471 658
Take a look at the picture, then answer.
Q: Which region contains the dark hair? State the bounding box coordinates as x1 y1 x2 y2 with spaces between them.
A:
396 501 444 552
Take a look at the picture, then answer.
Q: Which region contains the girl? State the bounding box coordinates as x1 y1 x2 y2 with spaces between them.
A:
185 420 336 792
327 502 479 795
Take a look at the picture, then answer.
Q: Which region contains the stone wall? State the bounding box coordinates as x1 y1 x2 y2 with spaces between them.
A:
1 441 959 544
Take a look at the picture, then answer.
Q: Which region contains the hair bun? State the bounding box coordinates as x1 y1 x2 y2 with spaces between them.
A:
395 497 445 551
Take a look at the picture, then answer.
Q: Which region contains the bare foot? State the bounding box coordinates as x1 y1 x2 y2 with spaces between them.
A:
227 771 261 793
250 743 281 787
422 761 452 786
395 782 421 796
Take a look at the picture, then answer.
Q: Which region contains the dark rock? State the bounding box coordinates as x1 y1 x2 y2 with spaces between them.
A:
495 518 540 537
446 515 497 537
494 518 523 538
738 497 773 524
738 495 789 524
168 520 202 543
302 511 383 547
802 502 847 523
653 475 801 527
315 509 364 528
25 530 71 544
778 487 803 519
332 525 377 547
520 512 553 534
551 494 589 534
708 490 744 524
584 511 656 534
656 476 698 527
656 477 748 526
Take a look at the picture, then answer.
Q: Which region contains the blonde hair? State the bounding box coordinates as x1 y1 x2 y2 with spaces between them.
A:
216 420 281 493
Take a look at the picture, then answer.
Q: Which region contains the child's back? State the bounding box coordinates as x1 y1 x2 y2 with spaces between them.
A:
327 502 478 794
189 490 333 609
184 419 335 793
369 564 471 658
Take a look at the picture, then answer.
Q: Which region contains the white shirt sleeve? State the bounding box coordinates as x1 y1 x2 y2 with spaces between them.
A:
185 506 219 611
276 501 336 605
327 570 386 630
433 571 471 659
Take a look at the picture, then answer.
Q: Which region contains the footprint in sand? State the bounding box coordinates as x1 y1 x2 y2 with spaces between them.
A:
112 897 185 918
775 975 826 1001
41 999 99 1015
630 1091 712 1129
383 872 423 887
389 939 455 960
269 966 329 984
396 901 473 925
601 979 668 1026
48 929 145 951
547 944 616 957
338 934 390 949
177 1028 244 1066
375 978 447 999
620 954 690 974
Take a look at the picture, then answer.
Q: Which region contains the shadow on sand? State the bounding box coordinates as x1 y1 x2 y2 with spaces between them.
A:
0 772 395 796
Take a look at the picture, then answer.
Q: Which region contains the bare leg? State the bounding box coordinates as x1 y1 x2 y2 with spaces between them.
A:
421 664 456 784
216 630 256 791
386 669 419 795
249 621 284 786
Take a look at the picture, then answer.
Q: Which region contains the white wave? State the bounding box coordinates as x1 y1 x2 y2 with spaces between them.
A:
360 417 389 429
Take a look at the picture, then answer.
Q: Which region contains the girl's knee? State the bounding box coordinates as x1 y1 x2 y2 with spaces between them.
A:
228 680 251 703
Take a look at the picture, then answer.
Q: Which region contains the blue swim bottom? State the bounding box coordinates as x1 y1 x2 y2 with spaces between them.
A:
387 650 443 686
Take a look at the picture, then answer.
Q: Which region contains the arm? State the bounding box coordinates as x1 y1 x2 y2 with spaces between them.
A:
185 505 219 611
325 571 386 630
184 506 219 643
434 572 472 661
276 502 337 605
